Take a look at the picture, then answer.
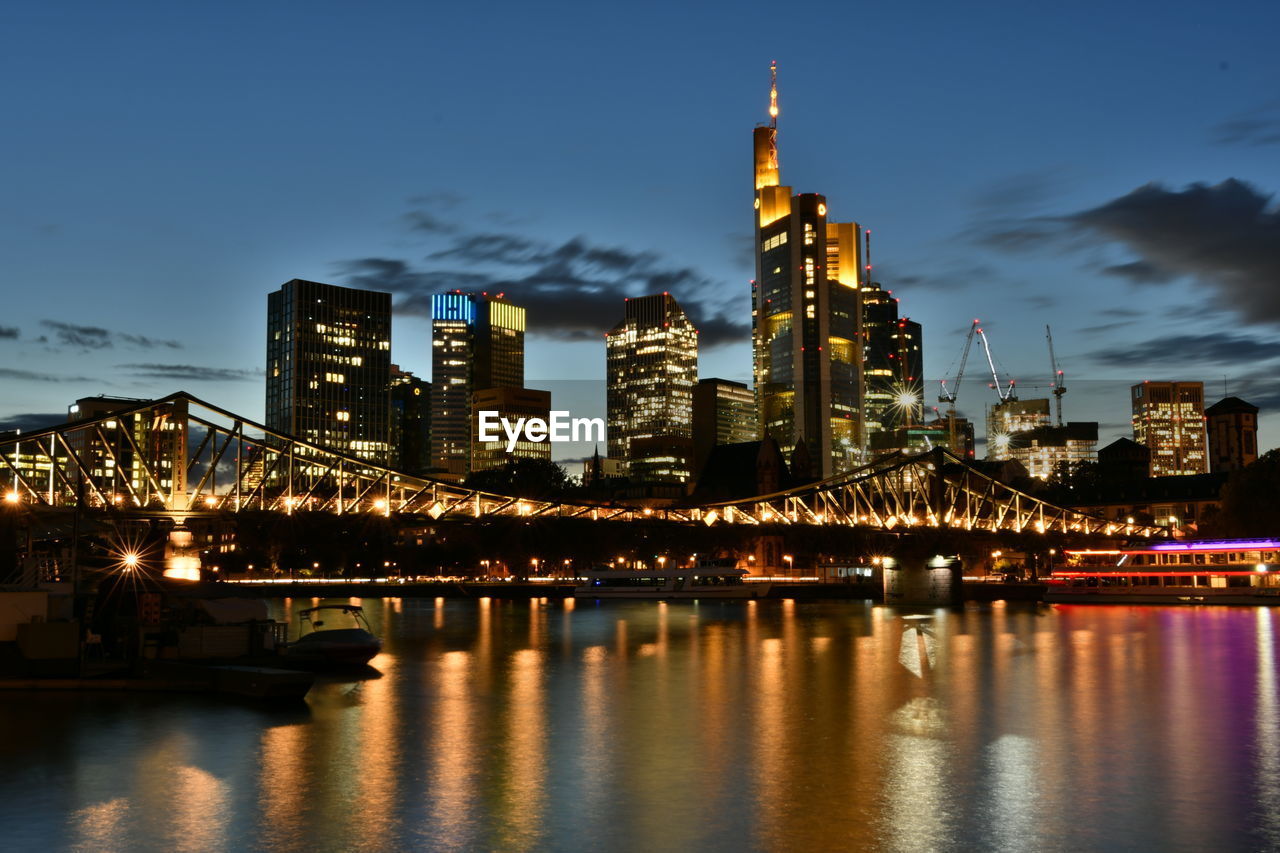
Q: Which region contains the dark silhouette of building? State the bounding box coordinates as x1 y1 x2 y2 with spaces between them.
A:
389 366 430 476
266 279 392 461
1206 396 1259 472
1098 437 1150 482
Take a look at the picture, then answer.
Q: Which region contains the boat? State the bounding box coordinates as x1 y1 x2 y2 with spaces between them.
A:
1045 538 1280 605
283 604 382 666
574 563 767 599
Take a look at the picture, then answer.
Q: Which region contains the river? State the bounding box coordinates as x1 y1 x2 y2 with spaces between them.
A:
2 598 1278 852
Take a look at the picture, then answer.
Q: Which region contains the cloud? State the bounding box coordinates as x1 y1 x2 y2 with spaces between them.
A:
978 179 1280 325
0 326 18 340
0 367 99 383
335 230 749 348
1212 104 1280 147
40 320 182 351
1089 333 1280 368
1077 320 1135 336
117 364 261 382
0 412 65 433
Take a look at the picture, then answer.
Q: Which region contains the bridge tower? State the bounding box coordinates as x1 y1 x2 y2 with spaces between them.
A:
882 448 962 606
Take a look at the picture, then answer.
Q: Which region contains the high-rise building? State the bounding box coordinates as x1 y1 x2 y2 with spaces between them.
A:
1006 422 1098 480
429 292 525 476
1131 381 1209 476
986 399 1052 460
266 279 392 461
1205 396 1259 472
470 386 552 472
692 378 758 475
606 293 698 481
389 366 431 477
861 282 924 443
752 65 864 476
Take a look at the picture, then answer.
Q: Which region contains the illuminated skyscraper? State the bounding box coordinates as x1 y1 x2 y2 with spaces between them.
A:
429 292 525 476
470 386 551 472
606 293 698 482
266 279 392 461
752 64 864 476
1131 381 1209 476
861 278 925 444
692 378 759 476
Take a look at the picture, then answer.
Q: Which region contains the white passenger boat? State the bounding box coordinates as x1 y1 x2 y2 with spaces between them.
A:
574 565 767 599
1046 538 1280 605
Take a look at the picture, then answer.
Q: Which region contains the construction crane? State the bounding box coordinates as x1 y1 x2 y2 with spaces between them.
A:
976 326 1017 402
1046 325 1066 427
938 320 980 454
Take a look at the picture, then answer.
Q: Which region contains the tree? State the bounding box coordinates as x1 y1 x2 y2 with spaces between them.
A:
1210 449 1280 537
465 458 574 499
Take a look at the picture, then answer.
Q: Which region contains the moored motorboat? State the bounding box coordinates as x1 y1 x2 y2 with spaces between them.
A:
283 604 382 666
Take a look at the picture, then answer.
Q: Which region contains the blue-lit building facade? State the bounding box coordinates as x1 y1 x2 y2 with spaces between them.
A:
429 291 525 476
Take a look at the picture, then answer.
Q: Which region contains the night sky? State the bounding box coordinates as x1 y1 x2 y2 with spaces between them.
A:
3 0 1279 456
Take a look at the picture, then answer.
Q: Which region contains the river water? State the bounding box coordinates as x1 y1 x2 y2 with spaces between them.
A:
2 597 1278 852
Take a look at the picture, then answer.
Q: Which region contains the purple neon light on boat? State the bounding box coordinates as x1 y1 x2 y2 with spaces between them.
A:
1147 539 1280 552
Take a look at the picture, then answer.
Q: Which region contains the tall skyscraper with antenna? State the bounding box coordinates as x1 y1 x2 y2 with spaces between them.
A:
752 63 866 476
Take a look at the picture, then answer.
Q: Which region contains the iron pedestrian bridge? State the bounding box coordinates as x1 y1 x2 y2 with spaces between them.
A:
0 392 1168 539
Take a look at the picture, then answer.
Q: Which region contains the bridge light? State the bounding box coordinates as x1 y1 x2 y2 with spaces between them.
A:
204 496 217 508
3 491 18 504
122 552 140 571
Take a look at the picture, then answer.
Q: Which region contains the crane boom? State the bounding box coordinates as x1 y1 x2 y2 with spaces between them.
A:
977 327 1017 402
939 320 979 405
938 320 980 455
1046 325 1066 427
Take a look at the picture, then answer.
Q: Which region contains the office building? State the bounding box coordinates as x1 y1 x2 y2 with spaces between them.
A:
752 65 864 476
470 386 552 473
429 292 525 476
986 399 1051 460
693 378 758 474
1206 396 1259 472
1131 381 1209 476
389 366 431 477
266 279 392 461
1006 422 1098 480
606 293 698 482
861 282 924 443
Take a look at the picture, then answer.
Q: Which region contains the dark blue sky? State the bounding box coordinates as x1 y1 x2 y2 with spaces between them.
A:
3 0 1279 451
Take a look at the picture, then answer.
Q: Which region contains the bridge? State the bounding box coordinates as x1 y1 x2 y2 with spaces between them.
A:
0 391 1168 539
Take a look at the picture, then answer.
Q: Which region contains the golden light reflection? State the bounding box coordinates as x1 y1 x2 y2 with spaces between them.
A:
426 651 478 845
71 797 131 852
258 723 309 848
166 765 230 852
497 648 547 849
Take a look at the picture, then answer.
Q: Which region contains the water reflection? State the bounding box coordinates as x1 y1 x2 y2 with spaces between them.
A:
2 600 1278 851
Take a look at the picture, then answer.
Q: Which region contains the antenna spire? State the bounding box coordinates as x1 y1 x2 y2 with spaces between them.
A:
769 60 778 128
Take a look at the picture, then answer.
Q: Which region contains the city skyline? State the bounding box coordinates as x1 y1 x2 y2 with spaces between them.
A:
3 1 1279 455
